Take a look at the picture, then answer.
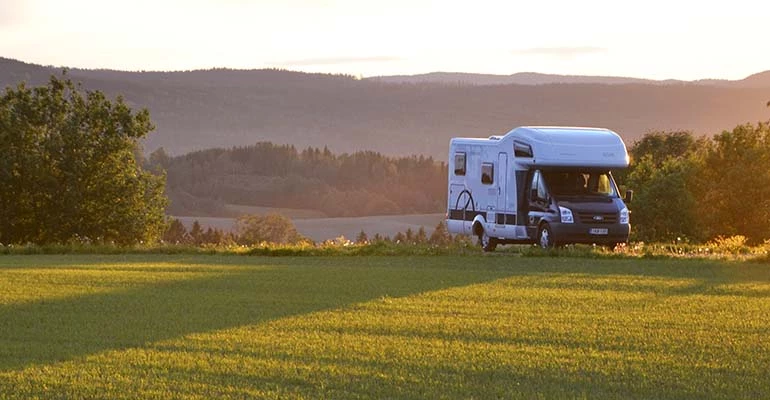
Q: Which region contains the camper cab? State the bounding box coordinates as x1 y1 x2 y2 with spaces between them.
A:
446 126 631 251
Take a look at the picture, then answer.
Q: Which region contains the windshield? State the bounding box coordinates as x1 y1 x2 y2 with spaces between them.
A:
542 170 618 198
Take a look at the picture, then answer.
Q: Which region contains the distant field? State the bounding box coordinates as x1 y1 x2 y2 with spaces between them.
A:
174 213 445 242
1 255 769 399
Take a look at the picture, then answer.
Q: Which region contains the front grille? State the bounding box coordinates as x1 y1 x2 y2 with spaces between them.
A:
577 212 617 224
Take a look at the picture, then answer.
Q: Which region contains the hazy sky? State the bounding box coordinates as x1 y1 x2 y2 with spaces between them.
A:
1 0 768 80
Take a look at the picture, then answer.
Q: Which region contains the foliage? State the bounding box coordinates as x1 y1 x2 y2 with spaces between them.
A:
692 122 770 243
428 220 452 245
623 124 770 244
707 235 750 255
0 74 166 245
151 142 447 218
1 255 769 399
355 229 368 244
234 213 306 245
625 153 701 242
161 218 188 244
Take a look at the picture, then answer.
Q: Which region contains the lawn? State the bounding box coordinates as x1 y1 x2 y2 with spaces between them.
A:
0 254 768 399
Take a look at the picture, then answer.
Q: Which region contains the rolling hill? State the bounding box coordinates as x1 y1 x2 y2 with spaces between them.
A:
2 57 769 159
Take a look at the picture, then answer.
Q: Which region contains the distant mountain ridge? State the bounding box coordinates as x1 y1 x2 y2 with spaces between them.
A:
2 57 769 159
367 70 770 87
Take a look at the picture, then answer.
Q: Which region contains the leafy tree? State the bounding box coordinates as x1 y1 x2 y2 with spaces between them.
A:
625 154 701 242
405 228 414 243
621 131 703 242
201 227 224 244
693 122 770 243
235 213 305 245
189 220 204 245
147 147 171 174
629 131 698 166
393 232 406 243
0 74 166 244
415 226 427 244
163 218 189 244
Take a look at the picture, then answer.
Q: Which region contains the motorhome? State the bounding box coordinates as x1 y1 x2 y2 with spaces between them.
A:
446 126 632 251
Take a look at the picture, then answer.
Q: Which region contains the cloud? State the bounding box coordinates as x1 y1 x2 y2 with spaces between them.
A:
511 46 607 58
270 56 403 67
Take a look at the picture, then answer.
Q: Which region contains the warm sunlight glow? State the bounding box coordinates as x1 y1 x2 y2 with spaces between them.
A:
1 0 769 79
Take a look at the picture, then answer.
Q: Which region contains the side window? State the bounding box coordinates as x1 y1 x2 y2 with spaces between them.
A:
454 152 466 176
514 141 533 158
530 171 539 198
537 174 547 200
481 163 494 185
530 170 546 200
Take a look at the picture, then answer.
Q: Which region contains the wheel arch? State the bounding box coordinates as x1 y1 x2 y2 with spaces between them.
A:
471 215 487 237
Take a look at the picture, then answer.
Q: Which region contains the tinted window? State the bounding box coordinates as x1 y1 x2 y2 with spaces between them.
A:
481 163 494 184
536 171 547 199
454 152 466 176
530 170 547 200
543 170 618 197
514 141 533 157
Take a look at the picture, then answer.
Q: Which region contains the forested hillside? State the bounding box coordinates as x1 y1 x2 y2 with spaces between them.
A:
2 57 769 160
150 143 446 217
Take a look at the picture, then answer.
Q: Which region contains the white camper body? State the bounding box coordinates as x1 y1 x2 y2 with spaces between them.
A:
446 126 631 250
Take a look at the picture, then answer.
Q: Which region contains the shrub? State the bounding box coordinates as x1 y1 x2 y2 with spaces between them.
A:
235 213 307 245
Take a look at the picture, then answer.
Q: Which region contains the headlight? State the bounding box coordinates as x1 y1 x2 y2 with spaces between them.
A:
619 207 629 224
559 206 574 224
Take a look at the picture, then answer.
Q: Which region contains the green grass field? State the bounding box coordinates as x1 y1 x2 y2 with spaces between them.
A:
0 254 768 399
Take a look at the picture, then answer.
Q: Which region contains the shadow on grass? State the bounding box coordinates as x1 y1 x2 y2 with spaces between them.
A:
0 257 510 372
1 255 768 373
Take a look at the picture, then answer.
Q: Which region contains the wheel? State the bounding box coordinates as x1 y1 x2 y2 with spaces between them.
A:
538 223 555 249
478 231 498 252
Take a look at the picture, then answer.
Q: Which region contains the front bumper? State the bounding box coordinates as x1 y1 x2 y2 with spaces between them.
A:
550 223 630 244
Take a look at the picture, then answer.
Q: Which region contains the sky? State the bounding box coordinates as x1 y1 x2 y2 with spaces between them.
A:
1 0 769 80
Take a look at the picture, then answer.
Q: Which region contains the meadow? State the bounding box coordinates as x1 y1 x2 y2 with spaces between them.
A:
0 254 769 399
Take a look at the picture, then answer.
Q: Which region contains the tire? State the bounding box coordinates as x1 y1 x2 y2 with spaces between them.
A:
538 223 555 249
478 230 498 252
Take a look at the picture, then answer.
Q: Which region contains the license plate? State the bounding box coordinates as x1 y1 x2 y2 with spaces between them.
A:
589 228 608 235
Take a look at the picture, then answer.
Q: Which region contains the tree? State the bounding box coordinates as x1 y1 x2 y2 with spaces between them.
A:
405 228 414 243
356 230 369 244
693 122 770 243
189 221 204 245
163 218 189 244
625 154 701 242
621 131 704 242
235 213 305 245
201 227 224 244
0 74 166 244
415 226 428 244
629 131 698 166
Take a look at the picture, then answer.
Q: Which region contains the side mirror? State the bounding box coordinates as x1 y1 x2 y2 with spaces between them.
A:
624 189 634 204
530 188 538 201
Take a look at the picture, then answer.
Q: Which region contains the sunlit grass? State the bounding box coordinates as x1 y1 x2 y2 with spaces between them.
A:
0 255 769 399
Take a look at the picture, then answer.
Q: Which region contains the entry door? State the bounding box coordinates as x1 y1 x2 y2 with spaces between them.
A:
497 152 508 213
